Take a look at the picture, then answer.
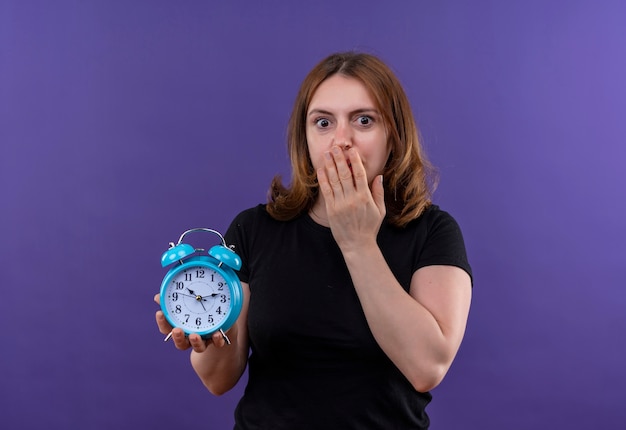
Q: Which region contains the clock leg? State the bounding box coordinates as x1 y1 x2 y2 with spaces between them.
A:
219 329 231 345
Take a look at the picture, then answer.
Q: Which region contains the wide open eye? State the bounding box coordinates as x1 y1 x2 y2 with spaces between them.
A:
315 118 331 128
357 116 372 126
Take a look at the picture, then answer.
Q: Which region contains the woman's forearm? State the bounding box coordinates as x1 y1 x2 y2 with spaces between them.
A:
190 322 249 395
190 282 250 395
342 243 471 392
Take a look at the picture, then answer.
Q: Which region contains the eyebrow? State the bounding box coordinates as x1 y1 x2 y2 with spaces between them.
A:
307 108 380 118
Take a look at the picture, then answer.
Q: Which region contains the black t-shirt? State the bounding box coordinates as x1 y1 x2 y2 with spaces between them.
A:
225 204 472 430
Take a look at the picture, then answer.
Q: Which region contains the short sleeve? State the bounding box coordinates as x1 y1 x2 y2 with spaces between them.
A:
416 208 473 284
224 207 257 284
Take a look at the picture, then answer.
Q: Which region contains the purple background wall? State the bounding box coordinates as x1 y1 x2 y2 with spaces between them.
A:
2 1 625 429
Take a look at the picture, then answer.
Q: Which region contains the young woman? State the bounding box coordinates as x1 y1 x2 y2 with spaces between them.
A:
155 51 472 429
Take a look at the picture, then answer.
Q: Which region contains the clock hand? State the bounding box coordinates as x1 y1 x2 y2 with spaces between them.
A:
185 287 220 299
177 292 202 300
185 287 210 307
176 293 211 313
177 291 208 301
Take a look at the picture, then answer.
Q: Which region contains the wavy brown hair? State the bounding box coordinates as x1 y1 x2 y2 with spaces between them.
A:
266 52 437 228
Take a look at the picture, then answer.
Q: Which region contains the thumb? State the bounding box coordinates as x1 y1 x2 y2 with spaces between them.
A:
372 175 386 215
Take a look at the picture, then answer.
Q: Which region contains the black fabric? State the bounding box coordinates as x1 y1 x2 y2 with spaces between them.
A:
224 204 472 430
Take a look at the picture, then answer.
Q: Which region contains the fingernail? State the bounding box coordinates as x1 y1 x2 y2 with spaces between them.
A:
324 151 332 160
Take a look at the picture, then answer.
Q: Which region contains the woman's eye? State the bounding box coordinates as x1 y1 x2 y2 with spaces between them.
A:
315 118 330 128
357 116 372 126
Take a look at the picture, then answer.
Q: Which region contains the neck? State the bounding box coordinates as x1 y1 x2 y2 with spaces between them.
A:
308 200 330 227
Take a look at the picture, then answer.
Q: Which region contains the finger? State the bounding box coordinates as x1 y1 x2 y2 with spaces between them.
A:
172 328 192 351
188 333 210 353
330 146 355 193
211 331 227 348
323 150 342 194
372 175 386 216
317 167 334 200
347 148 368 192
155 310 173 335
153 293 160 305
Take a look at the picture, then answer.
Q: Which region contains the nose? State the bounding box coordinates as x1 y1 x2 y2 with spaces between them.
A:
333 121 352 149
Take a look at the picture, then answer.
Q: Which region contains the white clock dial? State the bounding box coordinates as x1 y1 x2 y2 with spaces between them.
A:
163 265 232 333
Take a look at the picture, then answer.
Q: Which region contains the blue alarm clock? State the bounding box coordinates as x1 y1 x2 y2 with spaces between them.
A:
160 228 243 342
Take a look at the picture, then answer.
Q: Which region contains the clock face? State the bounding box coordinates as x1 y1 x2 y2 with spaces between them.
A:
162 264 233 335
